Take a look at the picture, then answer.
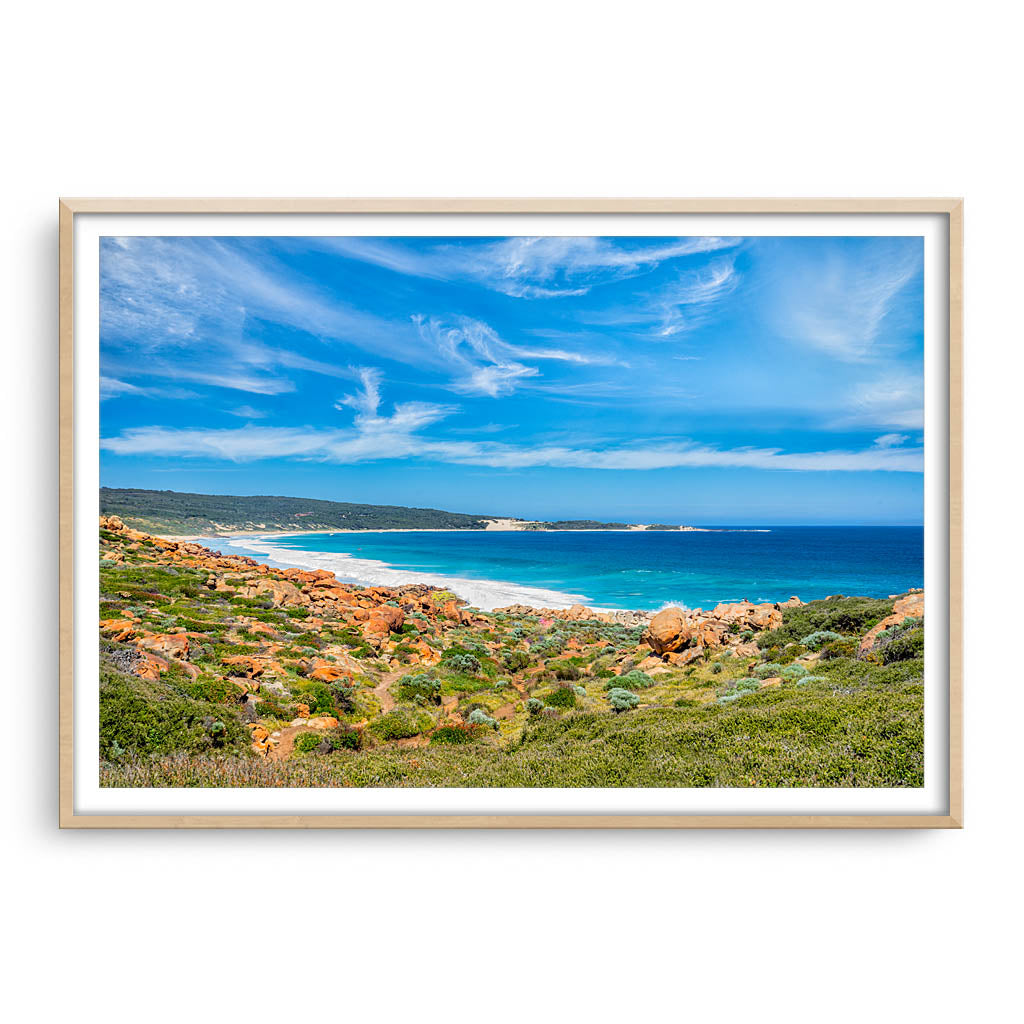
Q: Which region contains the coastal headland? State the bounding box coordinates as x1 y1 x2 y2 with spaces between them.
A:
99 487 709 538
97 514 925 788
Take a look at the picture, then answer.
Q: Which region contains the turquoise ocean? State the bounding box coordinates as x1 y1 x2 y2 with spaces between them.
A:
199 526 924 613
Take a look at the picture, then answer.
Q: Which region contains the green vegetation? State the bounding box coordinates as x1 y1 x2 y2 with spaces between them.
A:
759 595 894 649
543 686 578 709
99 663 249 759
607 688 640 712
370 707 434 740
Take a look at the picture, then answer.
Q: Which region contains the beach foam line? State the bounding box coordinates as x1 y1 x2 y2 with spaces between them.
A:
202 535 598 613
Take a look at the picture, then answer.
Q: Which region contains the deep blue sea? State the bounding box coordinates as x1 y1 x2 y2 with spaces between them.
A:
202 526 924 613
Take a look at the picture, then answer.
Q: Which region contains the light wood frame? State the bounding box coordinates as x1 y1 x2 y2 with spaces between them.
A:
59 198 963 829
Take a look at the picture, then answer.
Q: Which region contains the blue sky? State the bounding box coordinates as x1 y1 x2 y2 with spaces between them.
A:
99 234 924 525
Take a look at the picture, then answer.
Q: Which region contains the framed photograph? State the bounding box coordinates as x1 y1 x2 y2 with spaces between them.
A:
59 198 962 828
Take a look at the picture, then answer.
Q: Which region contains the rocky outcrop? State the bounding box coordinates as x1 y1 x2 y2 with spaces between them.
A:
642 598 800 662
859 591 924 654
493 604 651 627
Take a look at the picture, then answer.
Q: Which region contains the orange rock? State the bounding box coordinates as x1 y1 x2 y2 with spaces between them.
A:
134 651 169 680
99 618 137 642
308 661 352 683
665 646 704 667
221 655 265 678
363 605 405 636
859 591 924 653
305 716 339 730
646 607 692 655
136 631 190 660
759 677 783 688
296 703 310 718
238 578 306 608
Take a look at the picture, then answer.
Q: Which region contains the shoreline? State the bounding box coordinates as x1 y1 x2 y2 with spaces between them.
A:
162 525 722 542
151 526 921 617
185 531 603 613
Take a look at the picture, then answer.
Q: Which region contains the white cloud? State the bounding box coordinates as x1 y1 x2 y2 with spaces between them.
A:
101 424 924 472
226 405 268 419
100 375 199 401
764 239 922 361
414 316 539 397
833 374 924 430
324 235 740 298
103 359 923 476
100 237 433 397
413 314 625 397
579 258 739 338
873 433 910 449
335 366 384 417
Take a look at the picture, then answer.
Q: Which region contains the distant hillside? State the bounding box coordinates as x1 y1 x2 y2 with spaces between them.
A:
99 488 494 534
99 488 692 535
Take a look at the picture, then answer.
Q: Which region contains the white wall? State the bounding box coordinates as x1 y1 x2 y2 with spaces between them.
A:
2 2 1017 1020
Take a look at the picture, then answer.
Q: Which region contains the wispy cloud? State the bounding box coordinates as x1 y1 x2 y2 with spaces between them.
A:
101 421 923 473
580 257 739 338
762 237 923 361
873 433 910 449
103 360 297 396
100 237 429 395
100 376 199 401
226 405 269 419
324 235 740 298
832 373 924 430
413 314 624 397
103 370 921 473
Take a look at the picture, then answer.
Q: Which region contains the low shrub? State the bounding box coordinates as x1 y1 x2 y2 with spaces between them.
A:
371 708 432 740
443 652 482 675
551 661 582 681
796 675 826 686
293 732 323 753
732 677 761 692
326 727 362 751
780 663 809 680
618 670 655 690
820 637 859 660
544 686 577 708
431 725 475 745
526 697 544 716
607 688 640 713
502 651 530 672
467 709 498 731
876 624 925 665
329 680 359 713
753 663 783 679
396 672 441 705
800 630 843 650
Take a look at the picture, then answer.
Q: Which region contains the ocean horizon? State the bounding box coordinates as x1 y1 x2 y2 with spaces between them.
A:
198 525 925 613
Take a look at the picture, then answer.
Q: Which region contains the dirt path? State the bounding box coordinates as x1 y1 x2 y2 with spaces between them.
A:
373 668 404 713
269 725 301 760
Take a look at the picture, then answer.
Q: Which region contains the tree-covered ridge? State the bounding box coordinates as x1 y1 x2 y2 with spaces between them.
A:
100 487 493 533
98 488 655 534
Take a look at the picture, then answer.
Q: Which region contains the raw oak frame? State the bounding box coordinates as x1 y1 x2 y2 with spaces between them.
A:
59 197 963 829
